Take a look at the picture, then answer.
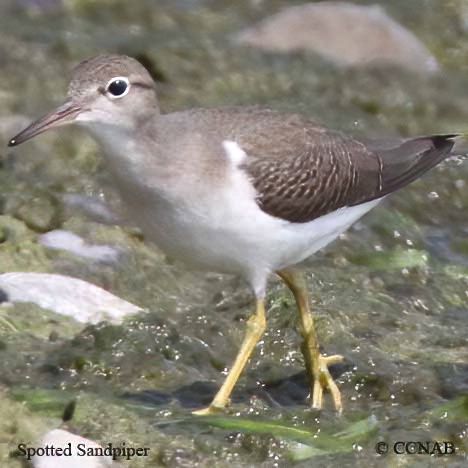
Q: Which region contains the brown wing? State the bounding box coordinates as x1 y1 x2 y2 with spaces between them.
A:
239 118 456 223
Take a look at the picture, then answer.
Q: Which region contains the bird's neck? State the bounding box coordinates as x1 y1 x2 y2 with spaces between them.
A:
82 119 194 205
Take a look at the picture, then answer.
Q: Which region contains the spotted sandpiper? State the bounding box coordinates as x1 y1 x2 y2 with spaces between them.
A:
8 54 459 414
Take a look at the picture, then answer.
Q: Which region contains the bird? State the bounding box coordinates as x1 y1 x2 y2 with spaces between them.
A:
8 54 460 415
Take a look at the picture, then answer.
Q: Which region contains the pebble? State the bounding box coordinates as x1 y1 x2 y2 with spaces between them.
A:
31 429 116 468
39 229 121 263
234 2 439 74
0 272 141 324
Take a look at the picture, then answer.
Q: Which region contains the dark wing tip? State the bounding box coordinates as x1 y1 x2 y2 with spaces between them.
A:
428 134 459 151
376 133 461 198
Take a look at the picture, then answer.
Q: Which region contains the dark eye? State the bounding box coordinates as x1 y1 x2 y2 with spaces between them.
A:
105 77 129 97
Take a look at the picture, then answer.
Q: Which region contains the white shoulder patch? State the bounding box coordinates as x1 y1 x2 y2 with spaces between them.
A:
222 140 247 166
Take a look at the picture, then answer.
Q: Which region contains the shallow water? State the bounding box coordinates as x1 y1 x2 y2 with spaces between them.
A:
0 1 467 466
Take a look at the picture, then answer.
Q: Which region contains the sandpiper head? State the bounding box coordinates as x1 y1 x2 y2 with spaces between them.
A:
8 54 158 147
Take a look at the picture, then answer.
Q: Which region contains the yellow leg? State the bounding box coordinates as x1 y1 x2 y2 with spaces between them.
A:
276 268 343 413
193 298 266 415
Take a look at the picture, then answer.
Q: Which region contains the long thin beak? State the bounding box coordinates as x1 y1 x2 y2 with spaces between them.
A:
8 101 82 147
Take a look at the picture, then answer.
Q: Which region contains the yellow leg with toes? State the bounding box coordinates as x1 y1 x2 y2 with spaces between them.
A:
193 298 266 415
276 268 343 414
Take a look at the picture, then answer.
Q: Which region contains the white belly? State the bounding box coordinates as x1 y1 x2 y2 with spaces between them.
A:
123 170 381 297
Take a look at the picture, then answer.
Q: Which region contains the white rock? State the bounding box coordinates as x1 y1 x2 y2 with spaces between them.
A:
0 272 141 324
31 429 115 467
39 230 120 263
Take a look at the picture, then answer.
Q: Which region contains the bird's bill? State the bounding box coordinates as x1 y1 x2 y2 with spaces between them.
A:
8 101 82 147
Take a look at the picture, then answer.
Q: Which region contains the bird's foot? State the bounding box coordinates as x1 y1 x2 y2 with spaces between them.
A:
311 354 344 414
192 403 225 416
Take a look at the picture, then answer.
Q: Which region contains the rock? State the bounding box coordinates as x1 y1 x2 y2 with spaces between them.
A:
61 193 122 225
0 272 141 324
39 229 121 263
31 429 116 467
234 2 439 74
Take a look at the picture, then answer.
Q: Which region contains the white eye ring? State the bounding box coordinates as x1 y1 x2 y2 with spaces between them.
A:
104 76 130 98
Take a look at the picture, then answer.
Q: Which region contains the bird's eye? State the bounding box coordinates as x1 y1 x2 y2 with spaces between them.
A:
105 77 130 98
